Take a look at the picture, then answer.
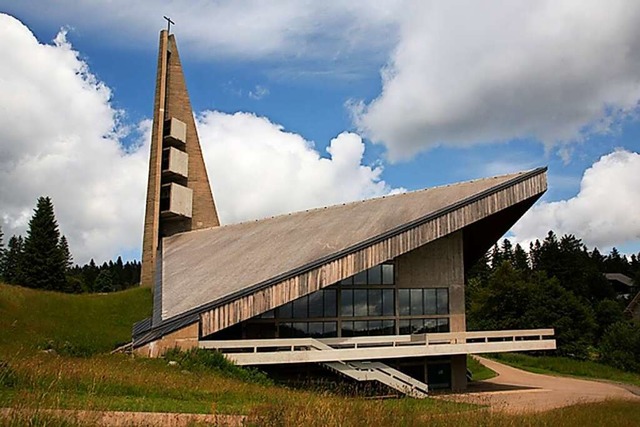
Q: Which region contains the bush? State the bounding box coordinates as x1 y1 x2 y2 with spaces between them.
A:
599 321 640 372
164 347 273 385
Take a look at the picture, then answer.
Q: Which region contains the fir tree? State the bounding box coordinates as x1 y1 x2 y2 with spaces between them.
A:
22 196 67 291
4 236 25 284
512 244 530 271
58 235 73 271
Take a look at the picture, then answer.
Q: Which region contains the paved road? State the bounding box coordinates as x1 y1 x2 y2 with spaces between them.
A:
441 356 640 413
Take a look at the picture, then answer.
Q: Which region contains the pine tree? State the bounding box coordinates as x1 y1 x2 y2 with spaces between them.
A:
58 235 73 271
513 244 530 271
22 196 67 291
4 236 25 284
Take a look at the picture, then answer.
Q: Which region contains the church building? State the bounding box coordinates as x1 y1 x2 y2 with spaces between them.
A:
132 29 556 396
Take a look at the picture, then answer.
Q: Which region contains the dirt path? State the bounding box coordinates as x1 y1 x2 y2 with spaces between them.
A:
439 356 640 413
0 408 245 426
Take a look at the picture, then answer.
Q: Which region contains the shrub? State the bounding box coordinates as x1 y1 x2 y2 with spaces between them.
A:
164 347 272 385
599 321 640 373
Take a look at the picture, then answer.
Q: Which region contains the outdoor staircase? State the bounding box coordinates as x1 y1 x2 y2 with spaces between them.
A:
310 339 429 398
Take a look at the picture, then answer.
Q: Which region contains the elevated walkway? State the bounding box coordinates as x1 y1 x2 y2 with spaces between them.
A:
199 329 555 397
200 329 556 366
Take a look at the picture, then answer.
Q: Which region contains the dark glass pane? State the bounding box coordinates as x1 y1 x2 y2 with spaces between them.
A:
324 289 337 317
437 288 449 314
410 289 423 315
292 296 308 318
382 289 395 316
354 270 367 285
341 276 353 285
424 318 438 333
399 289 410 315
279 323 294 338
292 322 308 337
437 318 450 333
354 289 368 317
399 320 411 335
246 322 277 339
424 289 437 315
382 264 394 284
259 309 275 319
368 265 382 285
278 302 293 319
341 290 354 317
308 322 323 338
308 291 324 318
353 321 368 336
323 322 338 338
382 320 395 335
341 321 354 337
368 289 383 316
368 320 384 336
411 319 425 334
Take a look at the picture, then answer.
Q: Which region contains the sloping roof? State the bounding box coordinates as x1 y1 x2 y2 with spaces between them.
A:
159 168 545 321
605 273 634 287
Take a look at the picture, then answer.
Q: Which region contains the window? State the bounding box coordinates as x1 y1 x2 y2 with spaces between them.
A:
382 289 394 316
436 288 449 315
341 289 354 316
323 289 337 317
399 289 410 315
368 265 382 285
399 288 449 316
382 264 394 285
340 264 394 286
410 289 423 315
292 296 308 318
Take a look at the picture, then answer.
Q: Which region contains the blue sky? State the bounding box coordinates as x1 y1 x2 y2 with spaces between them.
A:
1 1 639 263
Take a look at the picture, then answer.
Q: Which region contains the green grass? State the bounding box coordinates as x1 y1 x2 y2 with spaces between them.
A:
466 355 497 381
0 283 470 417
0 283 151 356
1 282 638 426
490 353 640 387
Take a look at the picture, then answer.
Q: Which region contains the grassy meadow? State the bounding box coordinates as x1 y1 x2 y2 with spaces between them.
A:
1 282 639 426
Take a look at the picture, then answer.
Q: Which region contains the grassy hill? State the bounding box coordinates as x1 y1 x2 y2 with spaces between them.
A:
0 283 151 356
1 283 639 426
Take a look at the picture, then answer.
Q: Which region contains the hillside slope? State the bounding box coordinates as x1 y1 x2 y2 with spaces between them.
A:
0 283 151 356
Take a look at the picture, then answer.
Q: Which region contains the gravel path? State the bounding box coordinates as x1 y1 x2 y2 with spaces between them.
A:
440 356 640 413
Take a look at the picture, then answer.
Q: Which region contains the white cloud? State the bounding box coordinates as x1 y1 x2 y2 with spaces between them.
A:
0 14 397 263
512 149 640 250
4 1 403 62
196 111 396 224
353 1 640 161
0 14 149 265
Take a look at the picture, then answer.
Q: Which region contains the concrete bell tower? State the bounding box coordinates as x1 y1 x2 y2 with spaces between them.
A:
140 29 220 288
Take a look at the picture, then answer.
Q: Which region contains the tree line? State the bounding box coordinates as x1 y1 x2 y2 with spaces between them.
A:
0 196 140 293
466 232 640 373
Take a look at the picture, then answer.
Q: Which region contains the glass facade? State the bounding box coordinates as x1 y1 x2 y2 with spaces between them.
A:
246 262 451 339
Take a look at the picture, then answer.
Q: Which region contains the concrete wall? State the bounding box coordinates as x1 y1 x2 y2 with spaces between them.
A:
395 231 465 332
134 322 199 358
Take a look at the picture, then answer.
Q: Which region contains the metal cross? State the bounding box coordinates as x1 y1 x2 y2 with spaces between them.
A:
163 16 175 33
